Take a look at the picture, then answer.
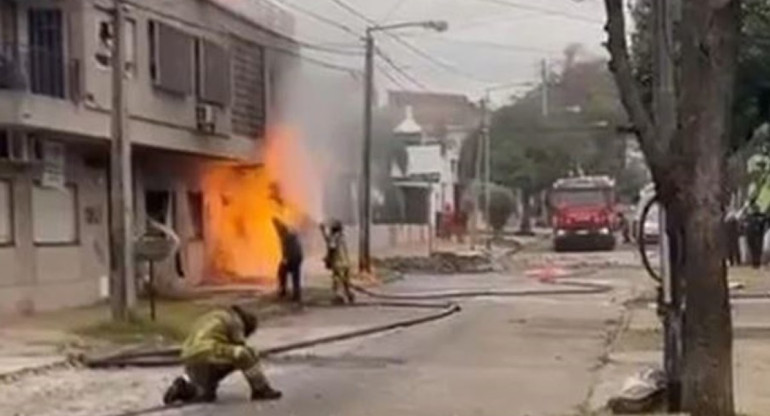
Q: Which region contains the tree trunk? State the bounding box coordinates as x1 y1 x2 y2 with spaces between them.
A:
518 187 533 235
603 0 739 414
675 1 738 414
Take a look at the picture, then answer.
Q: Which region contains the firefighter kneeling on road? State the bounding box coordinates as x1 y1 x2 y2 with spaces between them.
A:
163 305 282 405
321 220 356 304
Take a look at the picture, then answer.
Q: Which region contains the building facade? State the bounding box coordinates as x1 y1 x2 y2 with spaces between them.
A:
0 0 296 314
386 91 481 227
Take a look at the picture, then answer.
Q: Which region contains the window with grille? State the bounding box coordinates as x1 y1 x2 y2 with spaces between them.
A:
231 38 265 138
28 8 65 98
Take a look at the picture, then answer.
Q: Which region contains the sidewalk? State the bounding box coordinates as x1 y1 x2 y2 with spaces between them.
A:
0 239 477 383
589 281 770 415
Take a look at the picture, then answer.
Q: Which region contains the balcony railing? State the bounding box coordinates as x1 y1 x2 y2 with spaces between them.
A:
0 44 75 99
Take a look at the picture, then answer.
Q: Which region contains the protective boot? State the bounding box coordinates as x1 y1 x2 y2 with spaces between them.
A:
163 376 197 405
343 284 356 304
244 364 282 401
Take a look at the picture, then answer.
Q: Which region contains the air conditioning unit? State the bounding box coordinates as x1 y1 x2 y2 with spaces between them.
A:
195 104 217 134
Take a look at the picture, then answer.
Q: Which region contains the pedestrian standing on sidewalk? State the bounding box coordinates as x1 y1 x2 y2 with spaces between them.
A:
725 210 741 266
273 218 304 303
162 305 282 405
320 219 356 304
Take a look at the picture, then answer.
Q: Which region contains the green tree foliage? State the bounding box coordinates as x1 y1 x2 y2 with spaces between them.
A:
487 185 515 233
489 46 630 198
631 0 770 153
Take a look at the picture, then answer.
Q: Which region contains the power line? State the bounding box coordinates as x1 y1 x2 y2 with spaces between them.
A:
417 37 562 55
324 0 493 84
375 62 412 91
292 51 362 75
381 0 408 23
123 0 361 75
375 47 429 90
327 0 375 24
272 0 362 38
471 0 603 24
297 40 364 56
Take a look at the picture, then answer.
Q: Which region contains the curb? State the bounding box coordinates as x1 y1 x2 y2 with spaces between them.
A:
0 356 77 385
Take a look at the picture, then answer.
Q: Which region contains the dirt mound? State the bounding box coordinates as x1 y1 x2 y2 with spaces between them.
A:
373 251 494 274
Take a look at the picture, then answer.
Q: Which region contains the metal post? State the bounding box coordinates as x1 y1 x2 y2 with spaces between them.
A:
109 0 134 321
483 97 492 248
471 100 485 250
541 59 549 118
149 261 156 321
358 31 374 273
652 0 681 410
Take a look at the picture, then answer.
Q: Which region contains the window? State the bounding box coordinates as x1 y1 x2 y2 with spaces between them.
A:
195 38 230 106
145 190 173 224
231 37 265 138
28 8 65 98
32 184 78 245
148 20 193 95
94 12 136 75
187 191 203 240
0 180 12 245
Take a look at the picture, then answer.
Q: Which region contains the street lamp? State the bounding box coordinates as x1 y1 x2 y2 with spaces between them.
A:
359 20 448 273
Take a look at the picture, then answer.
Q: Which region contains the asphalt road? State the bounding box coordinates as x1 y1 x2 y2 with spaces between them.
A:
170 270 625 416
0 250 637 416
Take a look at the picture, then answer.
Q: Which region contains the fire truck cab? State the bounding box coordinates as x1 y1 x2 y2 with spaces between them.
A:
549 175 617 252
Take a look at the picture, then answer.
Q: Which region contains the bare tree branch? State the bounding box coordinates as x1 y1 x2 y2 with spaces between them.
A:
603 0 664 169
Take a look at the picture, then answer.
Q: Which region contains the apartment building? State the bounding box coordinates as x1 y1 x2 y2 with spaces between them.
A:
0 0 296 314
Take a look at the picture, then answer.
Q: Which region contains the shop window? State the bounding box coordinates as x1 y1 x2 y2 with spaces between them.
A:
32 184 78 245
188 191 203 240
0 180 12 245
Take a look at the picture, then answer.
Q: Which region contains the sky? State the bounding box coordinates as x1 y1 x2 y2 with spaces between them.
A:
275 0 609 103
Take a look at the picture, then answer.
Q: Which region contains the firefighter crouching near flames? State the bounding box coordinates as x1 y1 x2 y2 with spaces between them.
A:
320 220 356 304
163 305 282 405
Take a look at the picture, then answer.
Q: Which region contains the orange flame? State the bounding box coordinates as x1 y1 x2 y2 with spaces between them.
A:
204 126 319 281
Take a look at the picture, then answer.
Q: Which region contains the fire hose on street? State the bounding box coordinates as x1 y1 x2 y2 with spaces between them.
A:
82 274 612 369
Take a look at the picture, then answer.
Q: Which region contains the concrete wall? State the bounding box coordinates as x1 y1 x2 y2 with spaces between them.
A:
0 139 110 315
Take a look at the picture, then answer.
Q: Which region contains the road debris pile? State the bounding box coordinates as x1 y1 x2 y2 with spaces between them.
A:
372 251 494 274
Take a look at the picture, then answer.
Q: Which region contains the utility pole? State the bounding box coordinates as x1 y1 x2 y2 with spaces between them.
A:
109 0 134 321
358 21 447 271
358 31 374 273
652 0 681 411
470 99 485 249
541 59 549 118
483 96 492 248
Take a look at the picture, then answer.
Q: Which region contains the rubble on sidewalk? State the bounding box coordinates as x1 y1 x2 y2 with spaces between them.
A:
372 251 495 274
607 367 666 414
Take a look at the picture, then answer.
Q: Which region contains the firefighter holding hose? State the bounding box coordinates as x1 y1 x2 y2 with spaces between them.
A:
162 305 282 405
320 219 356 304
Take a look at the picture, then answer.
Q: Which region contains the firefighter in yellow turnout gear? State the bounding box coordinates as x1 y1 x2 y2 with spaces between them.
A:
163 305 282 405
321 220 355 304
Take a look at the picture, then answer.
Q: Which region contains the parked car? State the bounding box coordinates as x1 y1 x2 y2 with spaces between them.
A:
633 197 660 244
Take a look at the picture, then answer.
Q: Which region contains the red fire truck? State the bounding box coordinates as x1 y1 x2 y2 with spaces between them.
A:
549 175 617 252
